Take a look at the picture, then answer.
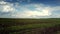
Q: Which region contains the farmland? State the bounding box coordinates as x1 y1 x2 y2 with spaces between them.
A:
0 18 60 34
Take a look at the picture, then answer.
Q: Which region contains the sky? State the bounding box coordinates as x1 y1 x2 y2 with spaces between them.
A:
0 0 60 18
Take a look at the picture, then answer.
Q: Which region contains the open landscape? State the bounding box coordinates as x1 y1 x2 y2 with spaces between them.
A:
0 0 60 34
0 18 60 34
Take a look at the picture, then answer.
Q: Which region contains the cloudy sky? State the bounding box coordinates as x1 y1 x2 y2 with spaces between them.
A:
0 0 60 18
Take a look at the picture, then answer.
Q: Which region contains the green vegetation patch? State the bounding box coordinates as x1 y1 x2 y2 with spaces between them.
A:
7 23 60 31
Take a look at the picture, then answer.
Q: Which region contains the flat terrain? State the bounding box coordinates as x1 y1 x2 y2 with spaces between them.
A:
0 18 60 34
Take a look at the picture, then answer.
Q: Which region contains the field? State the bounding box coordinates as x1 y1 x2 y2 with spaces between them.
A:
0 18 60 34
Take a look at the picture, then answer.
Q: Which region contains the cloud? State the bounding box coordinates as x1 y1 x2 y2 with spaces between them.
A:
0 1 15 12
11 4 52 18
0 1 60 18
0 1 16 18
3 5 15 12
0 1 7 4
11 4 60 18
